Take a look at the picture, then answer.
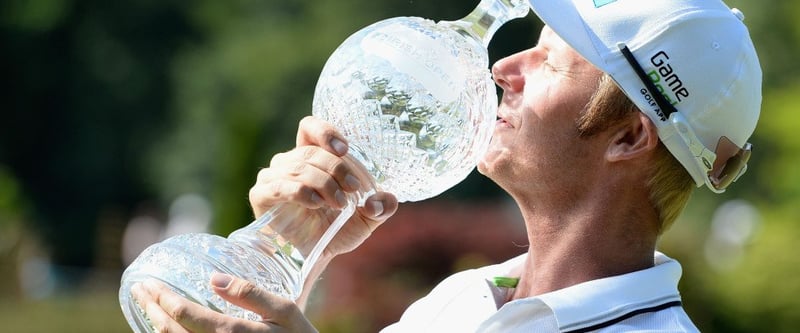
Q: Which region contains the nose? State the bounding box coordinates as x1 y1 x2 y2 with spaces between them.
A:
491 52 526 93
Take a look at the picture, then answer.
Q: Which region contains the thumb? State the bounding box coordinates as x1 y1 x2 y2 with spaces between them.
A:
210 273 301 323
358 191 399 231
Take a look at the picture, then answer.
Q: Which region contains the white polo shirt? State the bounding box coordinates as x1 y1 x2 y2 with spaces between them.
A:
381 252 699 332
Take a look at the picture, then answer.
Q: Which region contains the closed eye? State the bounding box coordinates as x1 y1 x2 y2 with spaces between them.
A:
545 61 578 79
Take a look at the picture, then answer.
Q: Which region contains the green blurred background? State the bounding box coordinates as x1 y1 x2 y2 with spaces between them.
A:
1 0 798 332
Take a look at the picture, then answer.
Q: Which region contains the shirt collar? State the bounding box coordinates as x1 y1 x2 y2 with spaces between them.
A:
489 252 684 332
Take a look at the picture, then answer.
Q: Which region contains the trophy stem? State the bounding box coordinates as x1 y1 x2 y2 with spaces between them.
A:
227 204 308 299
299 190 359 286
298 149 377 289
442 0 530 47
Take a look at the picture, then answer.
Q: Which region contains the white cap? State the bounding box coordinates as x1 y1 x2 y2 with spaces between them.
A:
528 0 762 192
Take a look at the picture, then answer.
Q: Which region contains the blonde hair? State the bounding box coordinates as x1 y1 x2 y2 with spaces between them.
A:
577 74 694 233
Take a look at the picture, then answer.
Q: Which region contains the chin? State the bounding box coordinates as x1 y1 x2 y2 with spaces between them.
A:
477 145 518 184
476 154 499 178
477 160 489 176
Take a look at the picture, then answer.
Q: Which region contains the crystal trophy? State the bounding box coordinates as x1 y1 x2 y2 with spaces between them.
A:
119 0 529 331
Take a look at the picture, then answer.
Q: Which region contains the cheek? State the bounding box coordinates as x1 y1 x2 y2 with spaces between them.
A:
516 106 583 167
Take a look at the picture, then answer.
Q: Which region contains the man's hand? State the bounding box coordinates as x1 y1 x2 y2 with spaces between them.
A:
249 116 399 257
132 273 318 333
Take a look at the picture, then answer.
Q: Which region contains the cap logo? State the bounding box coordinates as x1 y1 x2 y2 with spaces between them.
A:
647 51 690 106
639 88 668 121
592 0 617 8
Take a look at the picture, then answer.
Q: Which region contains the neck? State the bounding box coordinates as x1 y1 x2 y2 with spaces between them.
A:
508 178 660 300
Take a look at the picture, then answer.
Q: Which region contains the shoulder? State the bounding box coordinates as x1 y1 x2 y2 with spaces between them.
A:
591 303 700 333
538 252 699 332
382 254 527 332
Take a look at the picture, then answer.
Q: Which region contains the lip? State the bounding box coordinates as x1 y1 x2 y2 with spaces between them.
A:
495 112 514 129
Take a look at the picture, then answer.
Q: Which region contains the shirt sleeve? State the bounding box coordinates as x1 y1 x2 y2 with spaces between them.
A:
380 267 504 332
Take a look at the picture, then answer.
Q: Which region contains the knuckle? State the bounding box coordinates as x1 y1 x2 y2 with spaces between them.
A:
319 126 338 140
249 184 276 208
153 324 169 333
300 146 318 163
270 181 291 199
287 161 307 177
269 151 289 166
248 187 266 209
272 298 298 318
291 184 316 203
166 303 190 323
253 180 318 208
298 115 316 129
255 167 271 182
234 280 259 300
248 185 259 202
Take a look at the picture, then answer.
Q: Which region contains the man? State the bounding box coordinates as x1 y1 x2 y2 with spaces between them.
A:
132 0 761 331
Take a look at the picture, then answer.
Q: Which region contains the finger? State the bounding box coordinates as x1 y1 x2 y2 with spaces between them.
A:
210 273 315 332
270 147 362 194
357 191 399 231
250 169 347 212
132 282 192 333
249 177 326 215
251 149 362 210
141 280 272 333
296 116 348 156
210 273 296 321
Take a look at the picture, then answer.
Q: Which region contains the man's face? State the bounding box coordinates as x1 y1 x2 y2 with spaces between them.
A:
478 26 604 196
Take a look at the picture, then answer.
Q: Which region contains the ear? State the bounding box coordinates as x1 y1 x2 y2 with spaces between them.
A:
606 113 659 162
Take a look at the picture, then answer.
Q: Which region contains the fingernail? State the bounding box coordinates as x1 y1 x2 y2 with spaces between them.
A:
330 138 348 155
368 200 384 217
335 190 347 207
345 174 361 190
211 273 233 289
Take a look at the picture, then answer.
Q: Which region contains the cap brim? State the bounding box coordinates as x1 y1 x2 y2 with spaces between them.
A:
528 0 607 69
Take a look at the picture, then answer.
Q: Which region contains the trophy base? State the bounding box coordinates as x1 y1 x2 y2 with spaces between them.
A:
119 233 301 333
